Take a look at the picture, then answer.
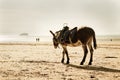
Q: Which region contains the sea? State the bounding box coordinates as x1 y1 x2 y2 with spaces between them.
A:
0 35 120 42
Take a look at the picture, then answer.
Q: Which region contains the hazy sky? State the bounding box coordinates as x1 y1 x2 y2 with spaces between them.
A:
0 0 120 36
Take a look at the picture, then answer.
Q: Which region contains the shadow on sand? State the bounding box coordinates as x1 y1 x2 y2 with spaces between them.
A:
1 60 120 73
64 64 120 73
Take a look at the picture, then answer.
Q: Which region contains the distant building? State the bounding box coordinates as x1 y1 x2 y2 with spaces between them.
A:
20 33 29 36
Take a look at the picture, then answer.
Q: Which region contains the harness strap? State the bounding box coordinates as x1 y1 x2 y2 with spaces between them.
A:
69 35 73 44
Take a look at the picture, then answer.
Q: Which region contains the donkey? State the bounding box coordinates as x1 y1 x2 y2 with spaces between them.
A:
50 26 97 65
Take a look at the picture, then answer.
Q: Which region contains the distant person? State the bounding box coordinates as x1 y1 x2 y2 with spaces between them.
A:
36 38 40 42
110 39 112 41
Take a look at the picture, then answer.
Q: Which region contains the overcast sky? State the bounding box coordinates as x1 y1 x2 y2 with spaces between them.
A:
0 0 120 36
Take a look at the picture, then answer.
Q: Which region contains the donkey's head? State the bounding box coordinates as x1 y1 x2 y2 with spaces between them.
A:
50 30 59 49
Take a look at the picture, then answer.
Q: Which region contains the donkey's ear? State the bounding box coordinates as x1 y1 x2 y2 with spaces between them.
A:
50 30 55 37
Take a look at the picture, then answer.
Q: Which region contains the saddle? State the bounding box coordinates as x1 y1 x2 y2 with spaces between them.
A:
60 27 77 44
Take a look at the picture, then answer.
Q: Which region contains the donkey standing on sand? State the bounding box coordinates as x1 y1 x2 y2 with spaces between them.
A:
50 26 97 65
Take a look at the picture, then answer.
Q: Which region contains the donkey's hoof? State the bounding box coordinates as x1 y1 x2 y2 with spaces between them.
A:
80 62 84 65
66 61 69 64
61 59 64 63
88 62 92 65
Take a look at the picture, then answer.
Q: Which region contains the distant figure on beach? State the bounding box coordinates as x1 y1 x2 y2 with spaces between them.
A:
36 38 40 42
110 39 112 41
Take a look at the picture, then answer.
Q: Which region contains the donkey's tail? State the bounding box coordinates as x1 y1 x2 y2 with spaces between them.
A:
93 32 97 49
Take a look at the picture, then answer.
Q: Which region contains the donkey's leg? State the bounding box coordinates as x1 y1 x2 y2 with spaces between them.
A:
61 50 65 63
80 45 88 65
63 47 70 64
65 50 70 64
88 44 94 65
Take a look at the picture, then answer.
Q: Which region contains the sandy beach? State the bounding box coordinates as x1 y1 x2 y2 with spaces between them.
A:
0 40 120 80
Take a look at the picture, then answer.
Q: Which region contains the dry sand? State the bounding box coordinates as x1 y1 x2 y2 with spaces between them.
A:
0 40 120 80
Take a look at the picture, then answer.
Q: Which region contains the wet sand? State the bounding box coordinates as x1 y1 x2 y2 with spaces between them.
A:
0 40 120 80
